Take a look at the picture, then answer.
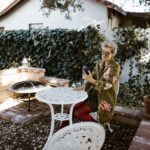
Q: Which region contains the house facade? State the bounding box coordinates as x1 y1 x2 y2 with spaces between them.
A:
0 0 126 39
0 0 149 83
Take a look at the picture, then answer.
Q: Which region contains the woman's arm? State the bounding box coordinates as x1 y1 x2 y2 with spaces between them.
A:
95 63 120 92
83 63 120 92
83 63 98 91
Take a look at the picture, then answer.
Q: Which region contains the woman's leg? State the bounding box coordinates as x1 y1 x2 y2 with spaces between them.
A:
59 101 86 128
74 103 96 122
73 101 86 109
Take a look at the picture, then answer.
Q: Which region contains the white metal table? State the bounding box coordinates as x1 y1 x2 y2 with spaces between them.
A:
35 87 88 137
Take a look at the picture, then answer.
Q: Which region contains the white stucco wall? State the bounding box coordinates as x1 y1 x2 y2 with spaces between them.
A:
0 0 116 39
120 28 150 83
120 59 139 83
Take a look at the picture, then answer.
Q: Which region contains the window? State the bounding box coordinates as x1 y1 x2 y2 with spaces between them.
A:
0 27 4 32
29 23 43 29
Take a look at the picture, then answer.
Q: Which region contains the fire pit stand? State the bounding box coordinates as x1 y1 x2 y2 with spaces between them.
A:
9 80 49 111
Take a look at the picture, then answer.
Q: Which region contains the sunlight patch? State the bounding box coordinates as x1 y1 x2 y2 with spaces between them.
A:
0 98 21 111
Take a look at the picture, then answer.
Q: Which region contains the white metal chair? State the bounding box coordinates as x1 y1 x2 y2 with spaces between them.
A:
43 122 105 150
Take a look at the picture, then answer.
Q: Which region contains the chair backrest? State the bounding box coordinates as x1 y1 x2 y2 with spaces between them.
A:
43 122 105 150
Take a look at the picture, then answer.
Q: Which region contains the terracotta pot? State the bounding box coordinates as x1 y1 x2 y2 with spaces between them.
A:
143 95 150 114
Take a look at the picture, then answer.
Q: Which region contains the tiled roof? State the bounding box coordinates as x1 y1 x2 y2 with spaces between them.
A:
0 0 24 17
0 0 127 18
96 0 127 15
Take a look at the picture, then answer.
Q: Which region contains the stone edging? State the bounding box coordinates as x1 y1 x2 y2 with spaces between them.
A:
114 106 142 126
128 119 150 150
114 106 150 150
18 66 45 73
39 76 70 87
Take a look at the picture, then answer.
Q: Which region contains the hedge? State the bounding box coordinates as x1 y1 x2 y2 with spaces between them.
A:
0 25 105 82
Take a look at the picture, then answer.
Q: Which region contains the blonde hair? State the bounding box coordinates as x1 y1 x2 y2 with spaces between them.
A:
101 41 117 56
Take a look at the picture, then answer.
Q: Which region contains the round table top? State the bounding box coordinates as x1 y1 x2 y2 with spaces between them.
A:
35 87 88 105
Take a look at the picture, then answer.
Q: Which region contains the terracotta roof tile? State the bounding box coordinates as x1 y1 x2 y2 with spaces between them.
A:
97 0 127 15
0 0 126 18
0 0 24 17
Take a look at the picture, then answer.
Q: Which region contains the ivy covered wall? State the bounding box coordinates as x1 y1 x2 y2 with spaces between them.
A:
0 25 105 82
0 25 149 107
113 26 150 107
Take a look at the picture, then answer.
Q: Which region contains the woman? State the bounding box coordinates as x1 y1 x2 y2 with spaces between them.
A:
74 41 120 125
60 41 120 128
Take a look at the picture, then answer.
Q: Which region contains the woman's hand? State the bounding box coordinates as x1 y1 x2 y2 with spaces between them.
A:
82 71 96 85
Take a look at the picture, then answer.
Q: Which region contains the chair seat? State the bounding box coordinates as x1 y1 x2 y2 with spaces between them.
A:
43 122 105 150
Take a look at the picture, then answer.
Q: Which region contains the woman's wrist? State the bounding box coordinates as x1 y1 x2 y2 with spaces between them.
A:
90 79 96 85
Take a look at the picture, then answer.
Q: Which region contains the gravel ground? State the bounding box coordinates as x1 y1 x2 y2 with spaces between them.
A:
0 116 137 150
102 121 137 150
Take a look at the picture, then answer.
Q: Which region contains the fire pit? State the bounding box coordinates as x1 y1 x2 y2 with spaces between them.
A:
9 80 49 111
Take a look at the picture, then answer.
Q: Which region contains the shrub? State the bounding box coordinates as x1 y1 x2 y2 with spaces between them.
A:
114 26 149 107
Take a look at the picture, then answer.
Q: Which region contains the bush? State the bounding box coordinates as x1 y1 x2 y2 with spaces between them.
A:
114 26 150 107
113 26 148 64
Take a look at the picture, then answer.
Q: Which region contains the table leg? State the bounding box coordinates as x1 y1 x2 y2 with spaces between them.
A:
43 104 55 150
69 103 76 124
61 104 64 114
28 93 31 112
49 104 55 137
60 104 64 124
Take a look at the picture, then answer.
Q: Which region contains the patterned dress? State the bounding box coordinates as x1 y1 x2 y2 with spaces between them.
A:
84 58 120 125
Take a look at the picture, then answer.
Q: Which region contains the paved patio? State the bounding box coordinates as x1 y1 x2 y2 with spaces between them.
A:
0 99 51 125
0 98 150 149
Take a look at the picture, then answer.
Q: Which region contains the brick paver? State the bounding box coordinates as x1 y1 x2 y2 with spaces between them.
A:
0 100 50 125
129 119 150 150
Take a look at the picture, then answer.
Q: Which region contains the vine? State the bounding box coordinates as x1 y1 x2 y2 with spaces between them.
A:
114 26 149 107
0 25 105 82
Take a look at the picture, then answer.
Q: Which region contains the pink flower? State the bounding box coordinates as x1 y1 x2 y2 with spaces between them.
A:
98 100 112 112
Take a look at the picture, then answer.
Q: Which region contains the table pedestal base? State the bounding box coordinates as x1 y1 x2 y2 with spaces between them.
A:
47 103 76 139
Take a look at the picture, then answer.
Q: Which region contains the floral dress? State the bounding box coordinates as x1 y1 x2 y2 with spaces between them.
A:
84 58 120 125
